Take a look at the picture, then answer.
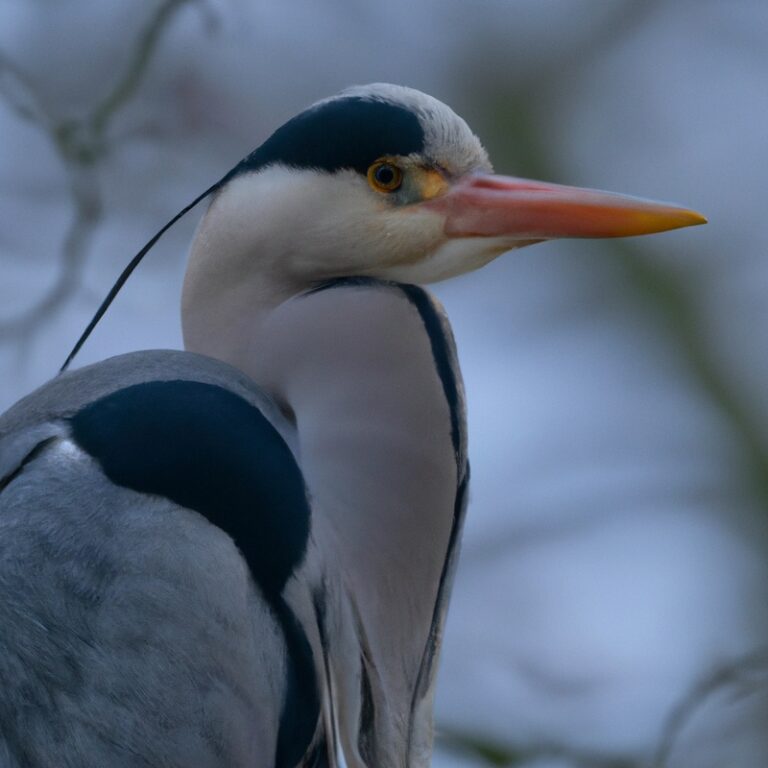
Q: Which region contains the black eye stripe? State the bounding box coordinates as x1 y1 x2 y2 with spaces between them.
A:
228 97 425 179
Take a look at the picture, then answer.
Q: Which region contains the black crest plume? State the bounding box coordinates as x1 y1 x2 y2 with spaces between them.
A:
59 181 222 372
59 93 425 372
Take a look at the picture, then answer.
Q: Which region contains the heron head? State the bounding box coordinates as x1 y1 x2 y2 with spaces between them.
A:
189 82 705 291
60 83 706 370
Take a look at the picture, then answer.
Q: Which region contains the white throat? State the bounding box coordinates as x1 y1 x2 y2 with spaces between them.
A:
181 166 452 370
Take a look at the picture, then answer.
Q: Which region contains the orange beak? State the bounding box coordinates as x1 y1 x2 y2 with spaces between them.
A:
424 173 707 240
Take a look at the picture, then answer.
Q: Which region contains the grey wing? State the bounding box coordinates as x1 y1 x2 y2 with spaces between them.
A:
0 351 302 768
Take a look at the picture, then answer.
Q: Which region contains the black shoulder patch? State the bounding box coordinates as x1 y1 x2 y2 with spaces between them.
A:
70 380 322 767
69 380 309 600
228 96 424 179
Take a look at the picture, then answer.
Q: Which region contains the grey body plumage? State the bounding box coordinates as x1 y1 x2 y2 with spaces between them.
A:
0 353 289 766
0 282 468 768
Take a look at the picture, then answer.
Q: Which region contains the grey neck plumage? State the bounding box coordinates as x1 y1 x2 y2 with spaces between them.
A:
184 272 468 768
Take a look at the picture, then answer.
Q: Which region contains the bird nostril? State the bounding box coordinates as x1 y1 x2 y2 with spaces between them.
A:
468 175 554 193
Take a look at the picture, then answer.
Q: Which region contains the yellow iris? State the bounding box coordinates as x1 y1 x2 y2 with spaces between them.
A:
367 160 403 193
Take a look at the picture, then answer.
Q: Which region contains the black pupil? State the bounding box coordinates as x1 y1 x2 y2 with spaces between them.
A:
375 164 396 186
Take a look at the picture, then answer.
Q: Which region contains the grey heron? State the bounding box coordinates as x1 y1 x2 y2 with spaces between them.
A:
0 84 705 768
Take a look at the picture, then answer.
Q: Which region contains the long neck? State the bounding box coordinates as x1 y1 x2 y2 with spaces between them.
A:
181 186 299 368
184 274 467 768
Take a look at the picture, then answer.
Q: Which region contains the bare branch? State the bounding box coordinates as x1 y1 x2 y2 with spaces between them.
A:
652 648 768 768
517 0 667 104
0 50 52 126
438 730 641 768
91 0 197 135
0 166 102 341
438 650 768 767
0 0 205 342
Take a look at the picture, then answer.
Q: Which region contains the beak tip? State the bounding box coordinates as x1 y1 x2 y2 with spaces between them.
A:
682 209 708 228
634 206 708 236
434 173 709 240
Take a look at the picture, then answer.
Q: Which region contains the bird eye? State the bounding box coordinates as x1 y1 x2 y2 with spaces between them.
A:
367 161 403 193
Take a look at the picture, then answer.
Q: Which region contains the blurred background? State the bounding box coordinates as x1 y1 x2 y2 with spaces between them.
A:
1 1 767 765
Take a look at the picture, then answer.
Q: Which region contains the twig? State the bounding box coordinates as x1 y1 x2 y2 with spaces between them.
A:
519 0 666 103
0 166 102 342
0 0 204 340
439 651 768 768
0 50 52 126
652 649 768 768
439 730 640 767
91 0 195 136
